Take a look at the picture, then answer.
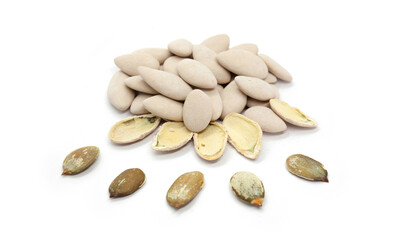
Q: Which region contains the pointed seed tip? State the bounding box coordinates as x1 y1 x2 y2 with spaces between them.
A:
251 198 264 206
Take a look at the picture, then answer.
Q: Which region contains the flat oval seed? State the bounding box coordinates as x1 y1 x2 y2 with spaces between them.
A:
244 106 287 133
202 89 222 121
114 53 160 76
168 38 193 57
286 154 328 182
163 56 186 75
167 171 204 209
139 66 192 101
152 122 193 151
230 171 265 206
130 93 153 115
231 43 258 54
270 99 318 128
235 76 278 101
183 90 213 132
108 114 161 144
217 50 268 79
107 71 135 111
177 59 217 89
109 168 146 198
220 81 247 119
62 146 99 175
201 34 230 53
223 113 262 159
259 54 292 82
143 95 183 121
264 73 277 84
133 48 172 64
194 122 227 161
124 75 158 95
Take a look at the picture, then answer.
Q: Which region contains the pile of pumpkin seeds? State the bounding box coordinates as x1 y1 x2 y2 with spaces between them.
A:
61 34 329 209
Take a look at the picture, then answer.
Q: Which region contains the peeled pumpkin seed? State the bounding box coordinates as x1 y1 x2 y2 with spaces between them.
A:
270 99 318 128
193 122 227 161
108 114 161 144
286 154 328 182
152 122 193 151
109 168 146 198
166 171 204 209
223 113 262 159
230 171 265 206
62 146 99 175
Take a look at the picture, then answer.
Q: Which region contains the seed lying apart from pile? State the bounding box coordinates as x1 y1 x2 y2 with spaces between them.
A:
109 168 146 198
62 146 99 175
166 171 204 209
230 171 265 206
286 154 329 182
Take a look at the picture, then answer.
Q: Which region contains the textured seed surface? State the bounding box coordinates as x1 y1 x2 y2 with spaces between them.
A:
143 95 183 121
152 122 193 151
270 99 317 128
167 171 204 209
201 34 230 53
109 168 146 198
244 106 287 133
230 171 265 206
107 71 135 111
108 114 160 144
194 122 227 161
286 154 328 182
62 146 99 175
183 90 212 132
223 113 262 159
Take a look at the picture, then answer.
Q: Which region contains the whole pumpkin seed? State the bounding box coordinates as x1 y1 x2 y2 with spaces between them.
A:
166 171 204 209
270 99 318 128
108 114 161 144
152 122 193 151
230 171 265 206
286 154 328 182
109 168 146 198
62 146 99 175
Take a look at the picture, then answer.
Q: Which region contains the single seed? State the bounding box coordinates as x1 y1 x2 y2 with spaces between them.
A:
166 171 204 209
286 154 329 182
62 146 99 175
230 171 265 206
152 122 193 151
109 168 146 198
270 99 318 128
193 122 227 161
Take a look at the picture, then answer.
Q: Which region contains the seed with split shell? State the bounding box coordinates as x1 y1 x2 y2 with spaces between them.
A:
166 171 204 209
108 114 161 144
270 99 317 128
152 122 193 151
109 168 146 198
194 122 227 161
62 146 99 175
286 154 328 182
230 171 265 206
223 113 262 159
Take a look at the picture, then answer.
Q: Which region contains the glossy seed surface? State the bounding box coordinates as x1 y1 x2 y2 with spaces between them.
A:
109 168 146 198
62 146 99 175
166 171 204 209
230 171 265 206
286 154 328 182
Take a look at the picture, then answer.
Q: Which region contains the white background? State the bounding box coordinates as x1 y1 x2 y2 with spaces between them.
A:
1 0 399 239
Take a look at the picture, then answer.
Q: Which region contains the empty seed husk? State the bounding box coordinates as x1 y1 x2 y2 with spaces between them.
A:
62 146 99 175
166 171 204 209
286 154 328 182
193 122 227 161
152 122 193 151
108 114 161 144
230 171 265 206
270 99 318 128
223 113 262 159
109 168 146 198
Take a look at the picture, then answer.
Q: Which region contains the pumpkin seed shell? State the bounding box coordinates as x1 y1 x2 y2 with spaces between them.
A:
166 171 204 209
286 154 328 182
108 114 161 144
62 146 99 175
152 122 193 151
230 171 265 206
109 168 146 198
270 99 318 128
193 122 227 161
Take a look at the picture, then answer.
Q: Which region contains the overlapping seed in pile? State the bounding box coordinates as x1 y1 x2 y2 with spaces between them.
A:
107 34 317 160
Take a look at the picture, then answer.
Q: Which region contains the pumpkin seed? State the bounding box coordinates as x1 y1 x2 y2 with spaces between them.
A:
222 113 262 159
193 122 227 161
166 171 204 209
109 168 146 198
108 114 161 144
230 171 265 206
62 146 99 175
286 154 328 182
152 122 193 151
270 99 317 128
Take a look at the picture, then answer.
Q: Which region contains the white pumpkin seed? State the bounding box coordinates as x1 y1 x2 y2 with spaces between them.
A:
143 95 183 121
183 90 213 132
286 154 328 182
231 43 258 54
202 89 222 121
133 48 172 64
264 73 277 84
235 76 278 101
124 75 158 95
244 106 287 133
107 71 135 111
230 171 265 206
201 34 230 53
259 54 292 82
62 146 99 175
168 38 193 57
152 122 193 151
163 56 186 75
193 122 227 161
246 97 270 108
177 59 217 89
270 99 317 128
114 52 160 76
130 93 152 115
220 81 247 119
